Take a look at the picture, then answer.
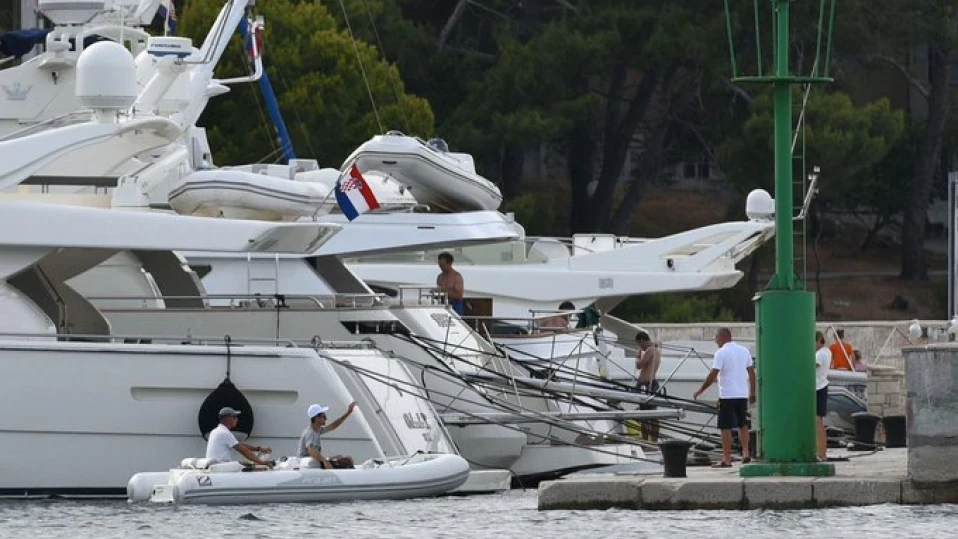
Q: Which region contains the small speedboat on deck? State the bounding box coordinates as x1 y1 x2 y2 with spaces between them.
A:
343 131 503 212
128 453 470 504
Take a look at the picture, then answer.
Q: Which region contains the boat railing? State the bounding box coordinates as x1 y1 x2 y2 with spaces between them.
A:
392 285 449 308
89 293 389 310
461 310 585 337
305 336 378 351
525 235 651 251
350 236 642 267
0 329 311 349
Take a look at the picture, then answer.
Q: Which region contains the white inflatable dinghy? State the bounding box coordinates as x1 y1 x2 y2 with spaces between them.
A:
168 167 418 221
343 131 502 212
128 453 469 504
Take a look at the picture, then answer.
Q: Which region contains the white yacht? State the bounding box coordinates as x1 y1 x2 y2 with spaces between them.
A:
1 0 684 484
0 2 478 497
1 1 650 484
0 196 376 495
93 216 656 484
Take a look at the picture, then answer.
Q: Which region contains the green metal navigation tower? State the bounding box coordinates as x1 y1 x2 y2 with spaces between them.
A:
723 0 837 476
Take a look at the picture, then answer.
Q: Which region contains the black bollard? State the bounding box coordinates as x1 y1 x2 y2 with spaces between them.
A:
882 415 907 448
658 439 693 478
850 411 882 451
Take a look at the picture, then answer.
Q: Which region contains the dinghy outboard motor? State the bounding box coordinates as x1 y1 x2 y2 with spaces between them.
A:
198 335 255 440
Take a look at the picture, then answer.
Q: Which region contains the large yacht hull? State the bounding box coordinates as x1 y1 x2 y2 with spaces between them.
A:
102 302 646 483
0 341 426 495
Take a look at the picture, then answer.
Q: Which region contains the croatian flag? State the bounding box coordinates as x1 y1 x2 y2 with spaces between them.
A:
156 0 177 35
335 164 380 220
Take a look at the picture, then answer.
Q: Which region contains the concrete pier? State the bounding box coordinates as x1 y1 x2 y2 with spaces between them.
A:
539 343 958 511
539 448 958 510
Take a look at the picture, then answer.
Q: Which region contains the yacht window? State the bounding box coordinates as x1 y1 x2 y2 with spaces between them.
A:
340 321 409 335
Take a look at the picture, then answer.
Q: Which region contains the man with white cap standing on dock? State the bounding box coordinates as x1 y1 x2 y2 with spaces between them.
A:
298 401 358 469
205 406 273 467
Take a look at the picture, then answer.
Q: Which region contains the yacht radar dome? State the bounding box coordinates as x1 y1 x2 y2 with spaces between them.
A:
146 36 193 59
746 188 774 222
38 0 106 25
134 36 194 113
76 41 137 111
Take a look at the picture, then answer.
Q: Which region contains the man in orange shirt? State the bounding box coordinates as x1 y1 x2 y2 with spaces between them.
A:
829 328 854 371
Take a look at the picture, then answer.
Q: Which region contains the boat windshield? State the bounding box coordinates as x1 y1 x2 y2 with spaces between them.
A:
426 137 449 152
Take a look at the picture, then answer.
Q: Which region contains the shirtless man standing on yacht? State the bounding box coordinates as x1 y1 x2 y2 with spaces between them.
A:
436 252 465 316
635 331 662 441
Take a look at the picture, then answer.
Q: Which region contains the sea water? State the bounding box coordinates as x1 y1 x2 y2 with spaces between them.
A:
1 490 956 538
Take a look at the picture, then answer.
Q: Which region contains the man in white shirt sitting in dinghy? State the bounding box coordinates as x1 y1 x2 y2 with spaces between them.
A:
298 402 358 469
206 407 274 468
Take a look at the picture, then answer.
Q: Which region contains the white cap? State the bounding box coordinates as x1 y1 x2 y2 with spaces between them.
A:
308 404 329 419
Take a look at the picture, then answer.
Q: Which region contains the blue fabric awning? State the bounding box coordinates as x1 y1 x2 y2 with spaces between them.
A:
0 28 51 58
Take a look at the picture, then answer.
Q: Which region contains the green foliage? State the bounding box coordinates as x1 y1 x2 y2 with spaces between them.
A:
612 293 741 324
177 0 433 166
718 89 905 211
441 21 604 168
857 122 922 218
500 191 557 236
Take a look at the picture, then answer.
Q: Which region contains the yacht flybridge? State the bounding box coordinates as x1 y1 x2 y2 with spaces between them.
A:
346 216 775 323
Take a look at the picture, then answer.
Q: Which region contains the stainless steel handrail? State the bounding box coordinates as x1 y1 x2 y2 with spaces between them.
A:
0 110 96 142
394 285 448 307
89 293 389 310
0 330 301 348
